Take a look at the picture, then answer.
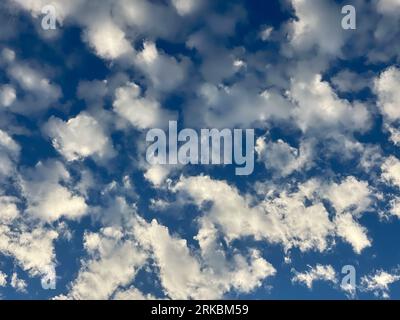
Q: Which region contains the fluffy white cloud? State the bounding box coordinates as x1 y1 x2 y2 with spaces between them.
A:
44 113 114 161
292 264 337 289
174 175 374 254
11 0 186 64
60 226 146 300
375 67 400 122
322 177 372 253
171 0 200 16
10 0 81 22
113 82 176 130
381 156 400 188
385 125 400 146
185 80 292 128
287 0 346 55
173 176 335 252
256 137 312 177
361 0 400 63
0 129 19 155
64 212 274 300
389 199 400 218
304 177 372 253
326 177 372 215
0 129 20 179
6 0 400 300
289 74 370 133
134 217 275 299
0 224 58 277
0 271 7 287
135 41 187 92
20 160 87 222
195 218 276 295
134 218 203 299
3 55 62 114
376 0 400 14
361 269 400 299
113 287 155 300
334 213 371 254
25 185 87 222
331 70 371 93
8 64 60 100
144 165 171 187
83 20 133 60
260 26 273 41
10 272 27 293
0 84 16 107
116 0 182 39
0 196 19 223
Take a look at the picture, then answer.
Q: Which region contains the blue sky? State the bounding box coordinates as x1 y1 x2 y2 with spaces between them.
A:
0 0 400 300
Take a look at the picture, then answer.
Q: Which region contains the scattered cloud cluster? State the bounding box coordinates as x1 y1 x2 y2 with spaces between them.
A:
292 264 337 289
0 0 399 299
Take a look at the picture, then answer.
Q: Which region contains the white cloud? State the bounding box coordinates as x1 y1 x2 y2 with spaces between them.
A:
186 81 292 128
292 264 337 289
173 175 374 254
144 165 171 187
171 0 200 16
8 64 59 99
361 269 400 299
381 156 400 188
260 26 273 41
6 0 399 300
113 287 155 300
134 218 202 299
374 66 400 122
68 212 270 300
0 196 19 223
135 41 187 92
256 137 312 177
0 84 16 107
83 20 133 60
0 48 62 116
289 74 370 133
0 129 19 154
322 177 372 253
0 224 58 277
20 160 88 222
113 82 176 130
262 193 335 253
334 213 371 254
44 113 114 161
25 185 87 222
173 175 335 252
287 0 346 55
10 272 27 293
389 199 400 218
6 61 61 114
134 217 275 299
385 125 400 146
331 70 371 93
61 226 147 300
10 0 80 22
116 0 183 39
11 0 184 64
0 48 15 64
376 0 400 14
308 177 372 253
11 1 125 59
195 218 276 295
325 176 372 215
0 129 20 179
0 271 7 287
